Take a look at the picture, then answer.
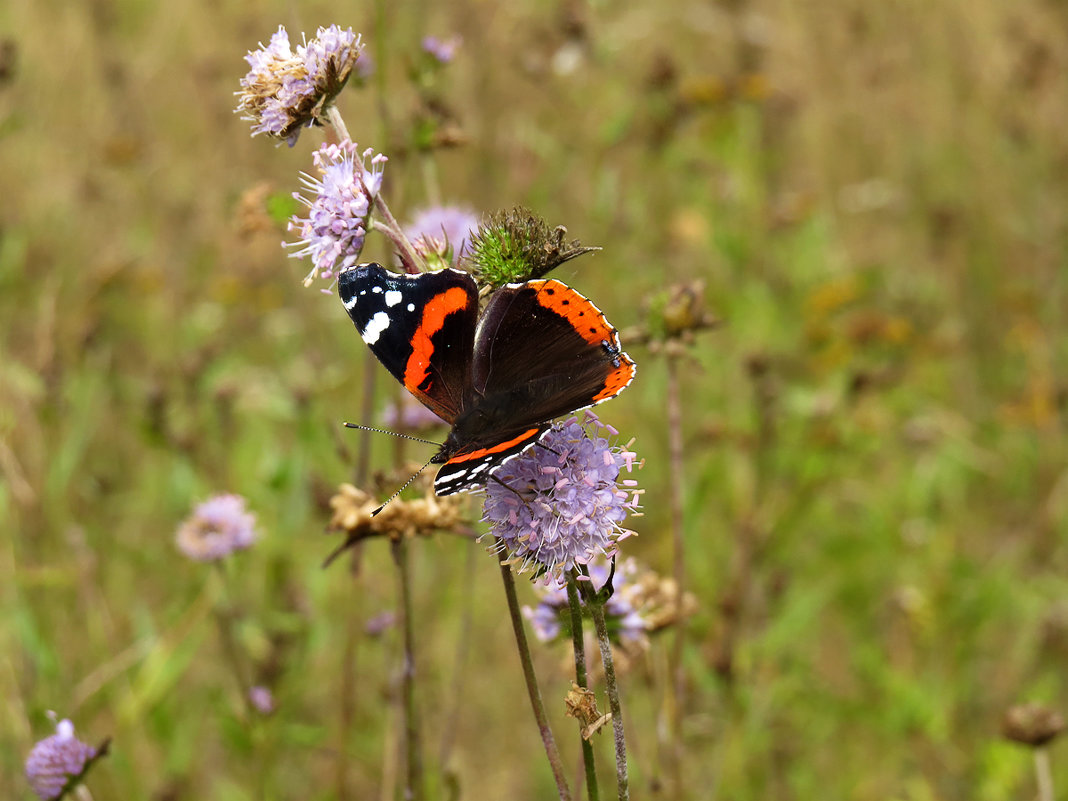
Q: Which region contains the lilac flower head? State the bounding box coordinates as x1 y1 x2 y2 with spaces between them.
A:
421 35 462 65
524 558 648 644
176 494 258 562
380 396 446 432
248 686 275 715
288 141 387 286
405 205 479 267
25 719 97 800
237 25 364 144
482 411 641 581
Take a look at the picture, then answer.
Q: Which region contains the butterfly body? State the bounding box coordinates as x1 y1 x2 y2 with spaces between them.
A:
339 263 635 495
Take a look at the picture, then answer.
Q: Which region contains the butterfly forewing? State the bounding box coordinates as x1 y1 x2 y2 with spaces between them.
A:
470 279 636 428
338 264 478 423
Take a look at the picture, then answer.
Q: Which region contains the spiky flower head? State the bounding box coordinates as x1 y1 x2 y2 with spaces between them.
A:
463 208 599 289
288 141 387 286
237 25 364 145
25 719 99 800
525 558 648 643
176 494 258 562
405 205 480 269
482 412 641 582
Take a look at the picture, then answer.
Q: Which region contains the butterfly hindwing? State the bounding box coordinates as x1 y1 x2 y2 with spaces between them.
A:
338 264 478 423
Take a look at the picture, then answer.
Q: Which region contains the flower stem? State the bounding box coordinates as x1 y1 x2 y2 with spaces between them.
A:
391 536 425 801
325 105 351 143
497 549 573 801
582 583 629 801
1035 746 1054 801
371 214 424 274
567 576 600 801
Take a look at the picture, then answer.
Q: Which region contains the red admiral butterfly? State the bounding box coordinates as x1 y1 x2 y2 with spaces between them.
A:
339 263 636 495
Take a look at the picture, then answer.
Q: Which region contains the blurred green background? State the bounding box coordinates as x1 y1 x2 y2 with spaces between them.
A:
3 0 1068 798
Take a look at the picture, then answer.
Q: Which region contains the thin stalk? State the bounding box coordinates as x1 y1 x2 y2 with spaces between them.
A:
665 354 687 793
583 586 629 801
325 105 351 143
566 576 600 801
391 536 425 801
497 550 573 801
1035 747 1054 801
438 542 476 768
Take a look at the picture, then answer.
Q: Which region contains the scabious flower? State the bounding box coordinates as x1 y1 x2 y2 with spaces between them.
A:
421 35 461 65
405 205 479 267
380 395 446 432
25 719 98 800
482 411 641 581
248 686 275 716
237 25 364 144
176 494 258 562
525 558 647 644
287 141 387 286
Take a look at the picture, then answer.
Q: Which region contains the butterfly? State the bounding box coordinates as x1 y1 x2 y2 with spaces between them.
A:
339 263 635 495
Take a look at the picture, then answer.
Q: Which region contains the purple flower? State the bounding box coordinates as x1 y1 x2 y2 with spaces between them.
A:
288 141 387 286
176 494 258 562
405 205 479 266
421 35 461 65
25 719 97 800
237 25 364 144
482 412 641 581
380 396 446 431
524 558 649 644
248 686 275 715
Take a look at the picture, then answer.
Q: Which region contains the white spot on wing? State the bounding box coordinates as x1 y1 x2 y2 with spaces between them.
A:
361 311 391 344
407 303 415 312
385 290 403 307
343 294 359 310
371 286 383 294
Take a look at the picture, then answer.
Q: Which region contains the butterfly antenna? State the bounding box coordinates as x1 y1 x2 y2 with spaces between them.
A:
370 455 438 517
343 422 441 447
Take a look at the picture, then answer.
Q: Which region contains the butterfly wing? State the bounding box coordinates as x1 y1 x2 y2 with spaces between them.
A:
469 279 636 428
338 264 478 423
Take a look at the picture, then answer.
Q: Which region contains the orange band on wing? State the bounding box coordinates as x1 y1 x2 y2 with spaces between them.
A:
592 359 636 402
404 286 471 390
449 428 541 463
530 280 616 345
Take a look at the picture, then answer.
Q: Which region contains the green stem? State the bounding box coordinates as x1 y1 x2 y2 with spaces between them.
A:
1035 746 1054 801
567 576 600 801
498 549 573 801
582 583 629 801
391 536 425 801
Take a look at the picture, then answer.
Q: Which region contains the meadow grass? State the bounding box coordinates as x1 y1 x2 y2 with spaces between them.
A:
3 0 1068 798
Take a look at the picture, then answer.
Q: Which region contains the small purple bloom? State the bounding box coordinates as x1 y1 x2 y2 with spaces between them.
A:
365 610 397 636
421 35 461 65
237 25 364 144
248 686 275 715
405 206 479 265
288 141 387 286
524 558 649 644
483 412 641 581
176 494 258 562
380 396 446 431
25 719 97 800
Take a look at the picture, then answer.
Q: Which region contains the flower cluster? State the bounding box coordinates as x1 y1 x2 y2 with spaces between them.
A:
287 141 386 286
175 494 258 562
421 35 462 65
405 205 479 267
237 25 364 144
525 556 698 645
525 558 648 643
482 412 641 581
25 720 98 800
